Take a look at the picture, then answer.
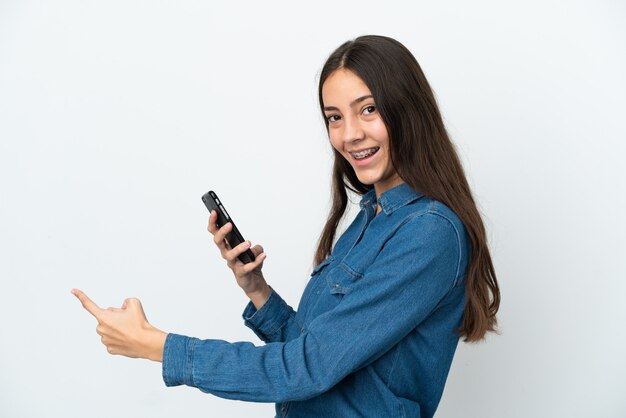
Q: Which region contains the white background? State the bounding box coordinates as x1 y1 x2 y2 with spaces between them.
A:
1 1 625 417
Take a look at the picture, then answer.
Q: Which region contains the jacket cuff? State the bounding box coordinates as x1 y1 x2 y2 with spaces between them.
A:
162 333 197 387
242 287 294 341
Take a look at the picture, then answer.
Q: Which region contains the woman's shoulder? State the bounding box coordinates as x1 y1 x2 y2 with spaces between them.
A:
424 198 466 235
395 196 470 255
376 184 466 239
373 196 471 283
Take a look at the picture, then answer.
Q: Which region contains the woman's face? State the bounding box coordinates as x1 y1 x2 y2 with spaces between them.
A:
322 69 403 198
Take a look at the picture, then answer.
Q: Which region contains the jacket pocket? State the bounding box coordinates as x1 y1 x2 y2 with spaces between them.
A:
325 262 357 295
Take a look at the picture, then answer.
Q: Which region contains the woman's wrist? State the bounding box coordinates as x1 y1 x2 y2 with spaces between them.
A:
246 283 271 310
142 325 168 362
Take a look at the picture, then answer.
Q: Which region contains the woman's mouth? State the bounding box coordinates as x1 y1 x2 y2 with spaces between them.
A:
349 147 380 160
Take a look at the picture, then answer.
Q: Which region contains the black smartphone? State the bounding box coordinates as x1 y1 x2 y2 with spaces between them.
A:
202 190 256 264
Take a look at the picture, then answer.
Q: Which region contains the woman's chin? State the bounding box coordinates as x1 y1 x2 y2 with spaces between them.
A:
354 171 381 186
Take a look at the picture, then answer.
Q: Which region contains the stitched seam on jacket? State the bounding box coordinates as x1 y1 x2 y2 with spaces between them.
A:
188 338 197 387
386 343 402 388
425 210 463 284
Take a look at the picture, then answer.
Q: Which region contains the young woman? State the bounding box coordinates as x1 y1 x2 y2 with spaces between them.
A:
73 35 500 418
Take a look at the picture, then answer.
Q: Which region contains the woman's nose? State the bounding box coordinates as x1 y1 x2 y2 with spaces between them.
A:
342 116 365 143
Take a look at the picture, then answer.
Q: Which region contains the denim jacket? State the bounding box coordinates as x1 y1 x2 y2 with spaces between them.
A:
163 183 471 418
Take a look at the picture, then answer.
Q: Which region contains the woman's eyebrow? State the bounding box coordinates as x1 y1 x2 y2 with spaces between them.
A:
323 95 374 112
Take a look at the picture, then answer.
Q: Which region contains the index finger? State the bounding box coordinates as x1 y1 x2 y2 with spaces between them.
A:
71 288 102 318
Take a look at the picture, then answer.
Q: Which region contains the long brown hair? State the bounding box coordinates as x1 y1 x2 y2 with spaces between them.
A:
315 35 500 342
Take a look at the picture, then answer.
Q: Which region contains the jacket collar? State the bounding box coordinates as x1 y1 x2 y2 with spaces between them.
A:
359 183 424 215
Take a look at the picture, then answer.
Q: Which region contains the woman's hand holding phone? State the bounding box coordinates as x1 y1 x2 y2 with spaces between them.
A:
207 209 270 309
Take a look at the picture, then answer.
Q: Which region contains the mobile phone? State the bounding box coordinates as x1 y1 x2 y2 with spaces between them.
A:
202 190 256 264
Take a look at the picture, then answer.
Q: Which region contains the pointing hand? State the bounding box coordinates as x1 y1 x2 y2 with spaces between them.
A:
71 288 167 362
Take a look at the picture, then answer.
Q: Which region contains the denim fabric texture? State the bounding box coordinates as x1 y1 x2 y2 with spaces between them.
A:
162 183 471 418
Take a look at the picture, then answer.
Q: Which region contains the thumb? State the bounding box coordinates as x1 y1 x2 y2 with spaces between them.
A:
123 297 142 309
123 297 147 319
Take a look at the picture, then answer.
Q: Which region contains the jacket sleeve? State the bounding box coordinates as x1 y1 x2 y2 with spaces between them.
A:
241 287 303 343
162 212 465 403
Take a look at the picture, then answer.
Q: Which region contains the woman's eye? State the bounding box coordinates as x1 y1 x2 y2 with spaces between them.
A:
326 114 340 123
363 105 376 115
